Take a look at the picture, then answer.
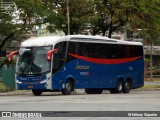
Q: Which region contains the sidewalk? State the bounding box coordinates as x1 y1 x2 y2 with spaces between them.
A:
0 90 31 96
145 81 160 85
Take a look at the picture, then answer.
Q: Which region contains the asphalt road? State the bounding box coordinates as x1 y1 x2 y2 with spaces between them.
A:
0 90 160 120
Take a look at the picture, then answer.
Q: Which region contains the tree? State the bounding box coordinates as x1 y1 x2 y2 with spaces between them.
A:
45 0 94 35
131 0 160 80
0 2 16 50
0 0 57 50
88 0 129 37
0 0 160 50
88 0 160 38
0 0 93 49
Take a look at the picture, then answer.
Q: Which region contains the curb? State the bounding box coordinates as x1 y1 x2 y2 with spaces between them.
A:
0 89 160 96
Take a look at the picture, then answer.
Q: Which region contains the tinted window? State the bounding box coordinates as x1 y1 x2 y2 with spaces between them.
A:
67 41 143 60
52 42 67 73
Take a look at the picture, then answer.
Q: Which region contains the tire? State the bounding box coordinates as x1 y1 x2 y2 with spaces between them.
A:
32 89 42 96
123 80 131 93
85 89 103 94
61 80 73 95
110 80 123 94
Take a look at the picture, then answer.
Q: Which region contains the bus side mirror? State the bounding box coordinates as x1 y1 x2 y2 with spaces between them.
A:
8 51 19 62
47 49 58 61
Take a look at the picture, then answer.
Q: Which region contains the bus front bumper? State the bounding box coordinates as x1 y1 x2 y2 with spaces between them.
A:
16 80 47 90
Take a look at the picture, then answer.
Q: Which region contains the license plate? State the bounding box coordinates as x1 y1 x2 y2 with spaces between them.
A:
28 86 33 89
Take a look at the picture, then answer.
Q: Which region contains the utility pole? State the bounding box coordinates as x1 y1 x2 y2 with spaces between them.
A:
124 24 127 41
67 0 70 35
150 39 153 81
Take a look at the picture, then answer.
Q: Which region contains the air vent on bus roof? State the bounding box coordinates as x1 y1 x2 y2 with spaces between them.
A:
70 37 117 43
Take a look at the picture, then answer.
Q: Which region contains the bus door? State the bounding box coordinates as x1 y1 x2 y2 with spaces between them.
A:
51 42 67 89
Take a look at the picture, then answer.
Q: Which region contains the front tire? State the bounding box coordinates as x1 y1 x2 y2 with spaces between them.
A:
32 89 42 96
61 80 73 95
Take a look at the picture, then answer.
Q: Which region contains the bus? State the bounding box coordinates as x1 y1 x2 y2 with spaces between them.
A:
9 35 144 96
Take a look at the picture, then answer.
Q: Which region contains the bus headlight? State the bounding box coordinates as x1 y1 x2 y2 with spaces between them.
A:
40 80 47 84
16 80 22 84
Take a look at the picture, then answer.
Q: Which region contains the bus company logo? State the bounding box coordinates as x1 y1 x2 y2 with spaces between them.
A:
75 65 90 70
80 71 91 76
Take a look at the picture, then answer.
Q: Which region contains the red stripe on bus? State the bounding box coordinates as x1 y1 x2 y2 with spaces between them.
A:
68 53 142 64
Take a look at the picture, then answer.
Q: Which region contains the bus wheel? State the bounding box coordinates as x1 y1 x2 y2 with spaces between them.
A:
85 89 103 94
110 80 123 94
32 89 42 96
61 80 73 95
123 80 131 93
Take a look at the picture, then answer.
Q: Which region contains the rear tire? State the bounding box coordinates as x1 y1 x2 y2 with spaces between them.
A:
32 89 42 96
110 80 123 94
123 80 131 93
61 80 73 95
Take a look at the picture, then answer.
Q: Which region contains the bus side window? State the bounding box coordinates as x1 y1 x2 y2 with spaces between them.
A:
53 42 67 73
94 44 104 58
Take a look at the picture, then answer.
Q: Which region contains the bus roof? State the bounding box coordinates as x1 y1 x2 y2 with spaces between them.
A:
69 35 143 46
21 35 143 47
21 36 66 47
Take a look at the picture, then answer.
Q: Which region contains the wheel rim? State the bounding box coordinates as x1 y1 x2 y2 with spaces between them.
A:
66 82 71 92
125 82 130 90
118 81 122 91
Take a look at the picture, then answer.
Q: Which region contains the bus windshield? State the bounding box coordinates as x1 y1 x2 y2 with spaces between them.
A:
16 46 52 75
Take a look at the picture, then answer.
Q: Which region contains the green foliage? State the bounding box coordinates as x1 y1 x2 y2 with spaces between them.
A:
0 0 160 48
47 0 94 35
0 81 6 92
124 0 160 45
144 58 150 63
0 0 57 49
0 57 8 68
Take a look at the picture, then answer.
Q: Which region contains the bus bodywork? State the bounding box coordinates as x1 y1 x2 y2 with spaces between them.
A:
9 35 144 95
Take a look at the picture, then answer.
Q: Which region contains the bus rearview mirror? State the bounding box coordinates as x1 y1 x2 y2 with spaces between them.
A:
47 49 58 61
8 51 19 62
